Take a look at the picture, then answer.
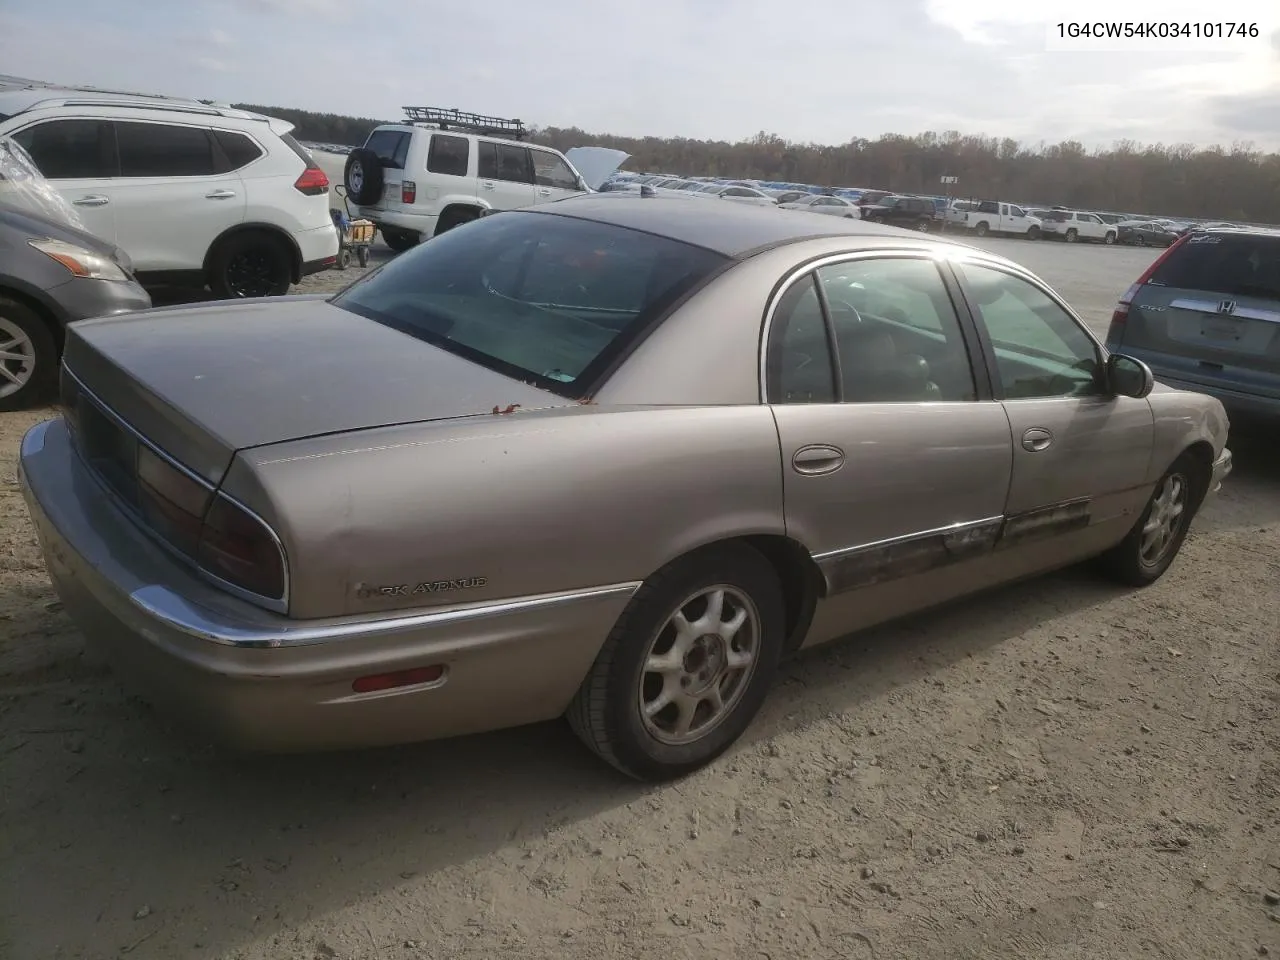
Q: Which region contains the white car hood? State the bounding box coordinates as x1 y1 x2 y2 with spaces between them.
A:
565 147 630 191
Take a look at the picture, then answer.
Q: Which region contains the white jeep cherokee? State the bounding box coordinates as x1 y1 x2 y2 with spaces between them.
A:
0 83 340 298
344 107 625 251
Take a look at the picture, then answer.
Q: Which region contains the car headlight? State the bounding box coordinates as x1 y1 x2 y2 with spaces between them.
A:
28 238 130 282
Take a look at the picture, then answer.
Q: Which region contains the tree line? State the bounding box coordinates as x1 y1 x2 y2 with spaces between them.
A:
236 103 1280 223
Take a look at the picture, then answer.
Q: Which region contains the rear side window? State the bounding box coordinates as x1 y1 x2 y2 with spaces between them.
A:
364 129 410 169
331 211 727 396
116 122 216 177
213 130 263 172
1149 234 1280 300
478 142 532 183
426 134 469 176
11 119 116 179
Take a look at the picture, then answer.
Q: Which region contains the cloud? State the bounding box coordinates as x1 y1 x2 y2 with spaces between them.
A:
0 0 1277 151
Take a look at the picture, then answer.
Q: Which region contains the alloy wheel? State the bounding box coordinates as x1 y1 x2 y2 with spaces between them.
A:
0 317 35 400
1140 473 1187 566
638 585 761 745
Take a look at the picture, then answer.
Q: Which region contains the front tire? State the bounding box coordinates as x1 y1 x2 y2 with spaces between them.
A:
1104 231 1117 245
1027 225 1041 240
208 232 293 299
0 297 58 412
1097 452 1206 586
567 543 785 781
914 219 930 232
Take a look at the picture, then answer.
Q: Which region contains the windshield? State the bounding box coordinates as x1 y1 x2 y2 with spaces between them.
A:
0 136 85 230
332 211 728 396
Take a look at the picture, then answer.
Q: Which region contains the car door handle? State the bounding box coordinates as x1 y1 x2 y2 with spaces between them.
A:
537 188 552 197
72 195 109 206
1021 427 1054 452
480 180 495 190
791 444 845 476
205 189 237 200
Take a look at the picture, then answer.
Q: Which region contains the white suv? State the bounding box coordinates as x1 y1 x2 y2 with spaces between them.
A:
344 107 624 251
0 84 340 298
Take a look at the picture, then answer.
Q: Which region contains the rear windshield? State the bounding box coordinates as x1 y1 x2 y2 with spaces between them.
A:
1149 233 1280 300
364 129 410 169
331 211 728 396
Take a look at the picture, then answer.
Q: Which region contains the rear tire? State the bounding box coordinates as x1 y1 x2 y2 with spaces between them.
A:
434 208 479 237
973 221 990 237
336 248 351 270
208 232 293 299
380 228 419 253
1065 228 1079 243
0 296 58 412
357 246 370 268
914 219 930 232
1096 452 1207 586
567 543 785 781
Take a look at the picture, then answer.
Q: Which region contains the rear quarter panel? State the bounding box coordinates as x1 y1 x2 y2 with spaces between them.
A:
223 404 785 619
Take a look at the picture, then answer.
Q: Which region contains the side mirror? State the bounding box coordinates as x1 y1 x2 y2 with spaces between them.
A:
1107 353 1154 399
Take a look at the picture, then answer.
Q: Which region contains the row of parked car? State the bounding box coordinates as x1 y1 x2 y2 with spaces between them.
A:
608 171 1259 249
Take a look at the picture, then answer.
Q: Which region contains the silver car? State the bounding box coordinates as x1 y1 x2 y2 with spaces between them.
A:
20 196 1232 781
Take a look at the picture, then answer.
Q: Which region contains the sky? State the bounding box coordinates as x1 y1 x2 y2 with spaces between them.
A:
1 0 1278 150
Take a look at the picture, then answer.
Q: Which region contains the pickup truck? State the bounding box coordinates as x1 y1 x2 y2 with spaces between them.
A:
952 199 1044 239
1040 210 1119 244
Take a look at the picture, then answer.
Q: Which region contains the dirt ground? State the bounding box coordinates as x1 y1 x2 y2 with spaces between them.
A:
2 236 1279 960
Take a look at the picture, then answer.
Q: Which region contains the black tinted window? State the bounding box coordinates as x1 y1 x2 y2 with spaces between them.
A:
365 129 409 169
11 120 115 179
332 212 726 396
1149 234 1280 300
478 142 531 183
116 122 215 177
426 134 469 176
213 130 263 171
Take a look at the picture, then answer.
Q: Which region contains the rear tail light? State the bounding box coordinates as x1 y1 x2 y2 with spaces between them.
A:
197 494 287 602
1106 233 1190 341
137 447 211 556
293 165 329 196
352 665 446 694
401 180 416 204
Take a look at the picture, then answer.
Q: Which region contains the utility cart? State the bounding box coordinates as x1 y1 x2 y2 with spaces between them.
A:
331 187 377 268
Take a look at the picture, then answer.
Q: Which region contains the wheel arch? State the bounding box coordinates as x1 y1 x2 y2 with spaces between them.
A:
1179 439 1215 509
0 282 67 350
646 533 824 655
433 202 487 237
203 222 304 284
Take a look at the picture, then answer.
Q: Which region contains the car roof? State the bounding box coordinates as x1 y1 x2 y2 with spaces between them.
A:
0 80 268 124
534 194 970 259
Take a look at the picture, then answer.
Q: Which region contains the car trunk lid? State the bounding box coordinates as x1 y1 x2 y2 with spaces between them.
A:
1122 232 1280 395
60 295 570 485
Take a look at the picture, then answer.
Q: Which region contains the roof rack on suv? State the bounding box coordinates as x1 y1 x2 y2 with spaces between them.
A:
402 106 526 141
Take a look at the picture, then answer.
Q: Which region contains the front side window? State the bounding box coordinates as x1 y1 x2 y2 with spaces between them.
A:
426 134 469 177
530 151 580 190
332 211 726 395
115 122 216 177
11 119 115 179
956 262 1102 399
